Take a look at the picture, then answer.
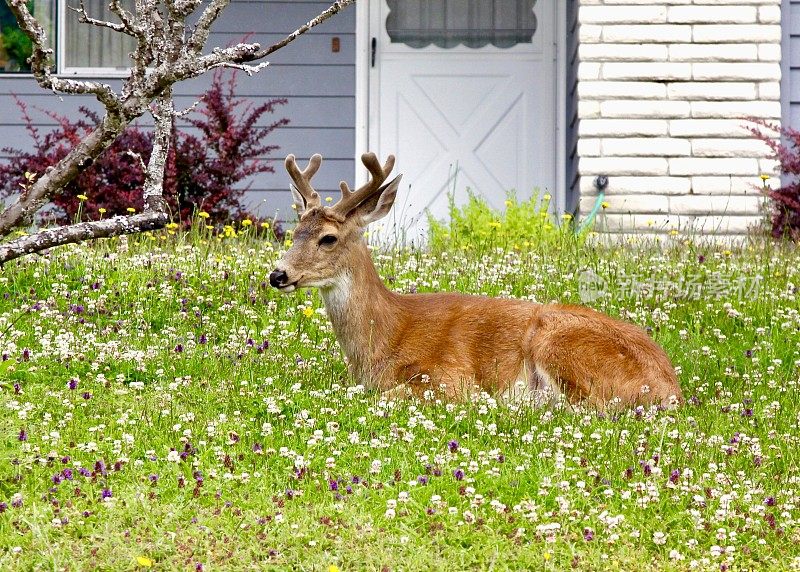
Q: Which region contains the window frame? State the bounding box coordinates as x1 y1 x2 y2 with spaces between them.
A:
57 0 133 78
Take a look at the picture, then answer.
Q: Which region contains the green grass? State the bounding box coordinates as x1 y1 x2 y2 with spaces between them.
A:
0 229 799 571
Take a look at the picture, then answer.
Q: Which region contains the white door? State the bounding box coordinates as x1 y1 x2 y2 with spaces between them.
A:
368 0 557 240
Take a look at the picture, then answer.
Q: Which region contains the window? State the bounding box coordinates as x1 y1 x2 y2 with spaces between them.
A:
0 1 55 73
0 1 136 75
386 0 537 49
61 0 136 74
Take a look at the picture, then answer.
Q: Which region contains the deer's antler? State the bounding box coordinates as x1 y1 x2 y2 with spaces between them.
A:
285 153 322 210
331 152 395 216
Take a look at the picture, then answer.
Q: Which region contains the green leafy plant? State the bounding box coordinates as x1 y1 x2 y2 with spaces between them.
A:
428 189 584 251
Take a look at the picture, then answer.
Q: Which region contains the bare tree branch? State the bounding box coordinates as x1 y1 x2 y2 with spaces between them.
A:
0 94 173 265
69 1 130 35
187 0 230 54
252 0 355 59
0 0 356 252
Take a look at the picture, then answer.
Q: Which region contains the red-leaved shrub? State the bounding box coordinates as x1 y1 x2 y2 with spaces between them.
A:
0 70 288 226
748 118 800 241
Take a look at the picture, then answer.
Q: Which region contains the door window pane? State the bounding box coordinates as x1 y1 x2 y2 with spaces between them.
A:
0 1 55 73
64 0 136 70
386 0 537 49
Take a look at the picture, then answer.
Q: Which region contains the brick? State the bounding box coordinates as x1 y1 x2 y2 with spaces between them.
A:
579 24 602 43
602 25 692 43
600 214 683 232
602 137 691 156
730 176 767 194
759 158 781 174
577 138 602 157
601 100 690 119
691 176 732 195
667 82 756 101
579 43 668 62
580 157 669 176
669 157 759 176
692 62 780 81
758 43 781 61
690 216 765 234
668 5 756 23
578 62 602 81
758 82 780 100
691 138 773 157
578 100 600 119
690 100 781 119
603 62 692 81
581 5 667 23
580 119 669 137
669 195 765 215
693 176 763 196
692 25 780 43
578 81 666 100
758 5 781 24
669 119 752 138
669 43 758 62
580 176 690 196
580 194 669 214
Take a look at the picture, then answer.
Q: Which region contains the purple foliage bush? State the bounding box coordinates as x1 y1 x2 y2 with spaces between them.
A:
748 118 800 241
0 70 288 227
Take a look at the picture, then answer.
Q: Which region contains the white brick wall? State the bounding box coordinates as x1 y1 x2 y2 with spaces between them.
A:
577 0 782 237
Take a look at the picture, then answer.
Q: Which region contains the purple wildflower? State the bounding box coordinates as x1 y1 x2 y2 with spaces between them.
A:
417 475 429 485
448 440 459 453
68 378 78 390
453 469 465 481
18 429 27 442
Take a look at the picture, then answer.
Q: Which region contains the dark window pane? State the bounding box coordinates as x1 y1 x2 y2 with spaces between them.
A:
0 1 55 73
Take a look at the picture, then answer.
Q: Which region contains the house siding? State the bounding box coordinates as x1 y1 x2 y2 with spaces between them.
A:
0 1 356 219
565 0 581 214
784 0 800 128
576 1 781 238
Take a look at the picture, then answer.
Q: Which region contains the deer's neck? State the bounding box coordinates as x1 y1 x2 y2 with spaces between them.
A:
319 241 398 385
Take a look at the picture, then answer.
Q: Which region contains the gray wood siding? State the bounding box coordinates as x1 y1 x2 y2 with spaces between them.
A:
785 0 800 128
565 0 580 214
0 0 356 219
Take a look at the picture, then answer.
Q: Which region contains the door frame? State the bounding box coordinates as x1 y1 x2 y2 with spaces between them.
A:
354 0 569 214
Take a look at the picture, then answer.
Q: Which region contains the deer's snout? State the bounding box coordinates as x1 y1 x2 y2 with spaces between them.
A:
269 269 289 289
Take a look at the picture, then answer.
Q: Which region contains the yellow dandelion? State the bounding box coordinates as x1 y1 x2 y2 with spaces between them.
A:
488 221 502 229
166 222 179 231
77 194 88 201
723 249 732 256
328 566 340 572
291 203 298 210
760 174 770 182
260 222 270 228
136 556 153 568
325 196 333 203
543 193 551 201
504 199 513 208
241 219 253 227
543 552 551 562
198 211 210 219
561 213 573 221
98 208 107 214
601 201 610 209
669 229 679 236
127 207 136 213
24 171 36 182
302 307 314 318
284 239 293 248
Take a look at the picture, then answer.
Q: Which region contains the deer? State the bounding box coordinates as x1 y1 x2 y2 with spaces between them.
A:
269 152 683 408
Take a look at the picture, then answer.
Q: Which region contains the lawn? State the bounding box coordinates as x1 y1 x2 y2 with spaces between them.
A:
0 228 799 570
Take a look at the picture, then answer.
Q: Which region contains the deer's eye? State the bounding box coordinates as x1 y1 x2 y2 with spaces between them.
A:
319 234 338 246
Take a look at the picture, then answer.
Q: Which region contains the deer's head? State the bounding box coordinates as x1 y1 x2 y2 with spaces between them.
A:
269 153 402 292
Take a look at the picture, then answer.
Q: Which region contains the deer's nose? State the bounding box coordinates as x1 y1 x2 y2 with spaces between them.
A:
269 269 289 288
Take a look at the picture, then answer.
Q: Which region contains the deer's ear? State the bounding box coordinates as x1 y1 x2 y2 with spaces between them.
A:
290 184 307 216
357 174 402 225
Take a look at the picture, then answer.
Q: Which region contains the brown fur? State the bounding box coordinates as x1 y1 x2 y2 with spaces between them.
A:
273 154 682 407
